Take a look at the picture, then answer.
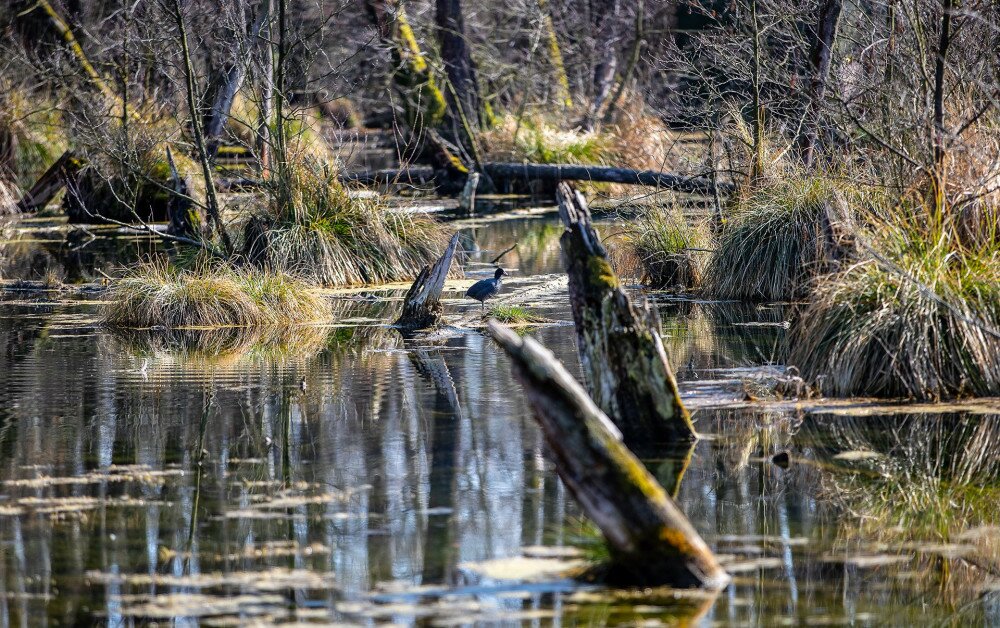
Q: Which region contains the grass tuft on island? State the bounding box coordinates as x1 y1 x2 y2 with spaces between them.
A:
707 176 862 301
242 163 449 286
610 204 710 290
487 303 551 325
103 261 330 329
789 218 1000 399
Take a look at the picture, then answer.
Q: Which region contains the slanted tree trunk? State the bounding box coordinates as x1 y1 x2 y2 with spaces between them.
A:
395 232 461 330
488 322 729 588
800 0 844 167
15 151 82 213
557 183 696 445
602 0 644 125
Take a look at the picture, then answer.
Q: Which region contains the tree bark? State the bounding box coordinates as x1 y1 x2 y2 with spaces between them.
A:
537 0 573 108
484 162 731 195
395 232 461 330
488 321 728 588
933 0 954 174
800 0 844 167
15 151 82 213
557 183 696 445
435 0 484 131
583 0 621 130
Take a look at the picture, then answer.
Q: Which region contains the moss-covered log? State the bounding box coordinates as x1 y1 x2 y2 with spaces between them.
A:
488 322 728 588
395 232 460 330
557 182 696 444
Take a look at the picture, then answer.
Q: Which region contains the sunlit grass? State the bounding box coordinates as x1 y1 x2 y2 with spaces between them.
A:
486 303 549 324
790 216 1000 399
610 204 710 290
102 260 330 329
241 163 449 286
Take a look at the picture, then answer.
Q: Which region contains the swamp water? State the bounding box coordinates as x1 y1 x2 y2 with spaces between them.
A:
2 212 1000 626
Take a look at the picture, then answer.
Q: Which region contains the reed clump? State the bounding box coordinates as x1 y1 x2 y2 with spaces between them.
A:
790 216 1000 399
242 163 448 286
706 176 862 301
610 204 710 290
103 261 330 329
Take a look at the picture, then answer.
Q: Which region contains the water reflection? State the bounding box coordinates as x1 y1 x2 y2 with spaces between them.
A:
1 215 999 625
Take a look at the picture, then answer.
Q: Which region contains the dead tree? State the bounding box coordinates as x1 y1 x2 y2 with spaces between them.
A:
583 0 621 130
435 0 484 131
488 322 729 588
395 232 461 330
557 182 696 444
800 0 844 166
15 151 82 212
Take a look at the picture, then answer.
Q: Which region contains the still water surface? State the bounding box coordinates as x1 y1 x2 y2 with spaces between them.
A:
1 214 999 625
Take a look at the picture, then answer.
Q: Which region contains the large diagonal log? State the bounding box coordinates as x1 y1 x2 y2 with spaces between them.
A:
16 151 81 212
488 322 729 588
395 232 461 330
557 182 696 444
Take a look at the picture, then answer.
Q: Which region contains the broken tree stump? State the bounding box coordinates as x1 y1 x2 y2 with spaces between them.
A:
488 321 729 588
557 182 696 444
395 232 461 331
16 151 81 212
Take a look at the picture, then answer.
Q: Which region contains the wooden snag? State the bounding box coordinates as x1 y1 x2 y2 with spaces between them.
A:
488 321 729 589
557 182 697 445
395 232 461 331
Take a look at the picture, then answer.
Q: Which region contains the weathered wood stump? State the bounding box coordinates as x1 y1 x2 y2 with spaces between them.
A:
488 321 729 588
557 182 696 444
395 232 461 331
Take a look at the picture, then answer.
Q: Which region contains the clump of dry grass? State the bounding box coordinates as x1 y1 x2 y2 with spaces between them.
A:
790 216 1000 399
103 261 330 329
706 176 861 301
609 204 710 290
241 163 449 286
480 113 614 165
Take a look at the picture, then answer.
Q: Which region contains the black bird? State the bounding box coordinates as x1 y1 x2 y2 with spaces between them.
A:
466 268 508 311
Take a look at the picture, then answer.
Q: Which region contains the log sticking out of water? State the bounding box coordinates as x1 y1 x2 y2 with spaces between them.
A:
16 151 80 212
557 182 697 444
395 232 461 330
488 321 729 588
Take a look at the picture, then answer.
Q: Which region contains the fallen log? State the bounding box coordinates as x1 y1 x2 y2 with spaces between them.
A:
484 162 732 195
395 232 461 330
557 182 696 444
16 151 81 212
488 321 729 588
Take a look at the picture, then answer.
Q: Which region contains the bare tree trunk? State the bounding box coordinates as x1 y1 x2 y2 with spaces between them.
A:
933 0 954 177
538 0 572 108
255 0 274 177
602 0 644 125
435 0 483 129
488 322 729 588
557 183 696 445
170 0 233 256
583 0 621 130
365 0 448 131
800 0 844 167
395 232 461 330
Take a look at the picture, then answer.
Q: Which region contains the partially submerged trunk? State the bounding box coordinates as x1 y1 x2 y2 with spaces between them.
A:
395 232 461 330
557 182 696 444
488 322 729 588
